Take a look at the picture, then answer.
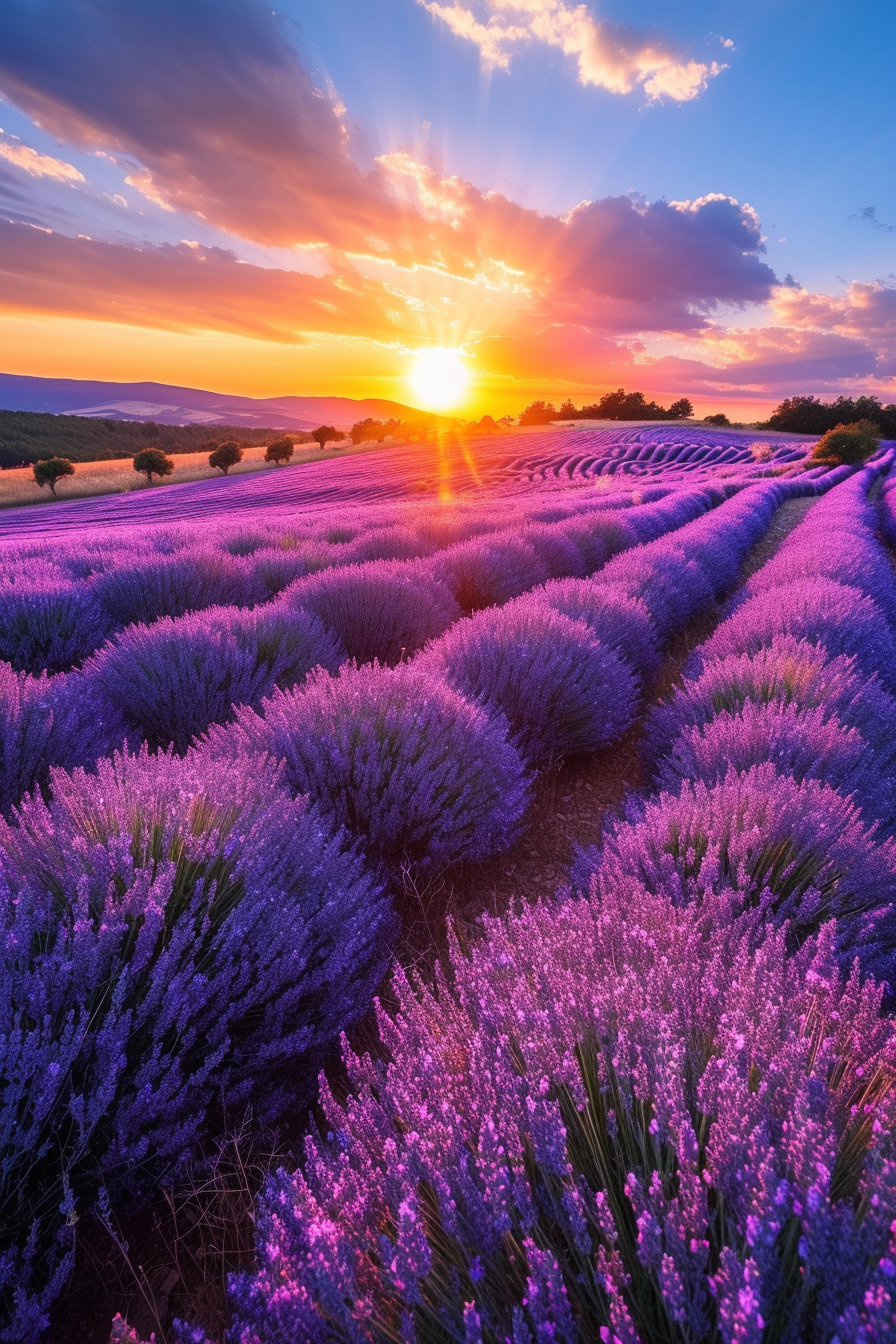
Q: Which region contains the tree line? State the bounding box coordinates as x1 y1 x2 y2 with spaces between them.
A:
520 390 694 424
0 409 316 470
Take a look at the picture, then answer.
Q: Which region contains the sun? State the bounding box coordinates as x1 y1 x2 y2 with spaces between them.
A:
409 347 469 411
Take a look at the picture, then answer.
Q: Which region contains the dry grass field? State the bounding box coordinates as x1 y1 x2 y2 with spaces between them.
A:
0 437 402 509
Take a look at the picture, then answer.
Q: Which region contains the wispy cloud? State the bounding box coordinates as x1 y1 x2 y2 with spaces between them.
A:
0 134 84 182
420 0 725 101
848 205 895 234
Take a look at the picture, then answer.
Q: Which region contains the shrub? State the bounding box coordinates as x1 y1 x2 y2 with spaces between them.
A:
246 546 310 600
0 747 391 1337
0 580 110 674
532 578 662 683
436 535 550 612
208 441 243 474
424 600 639 766
91 549 254 629
263 437 293 466
223 661 531 869
86 604 344 752
225 886 896 1344
515 523 588 578
31 458 74 495
343 525 436 565
0 664 129 817
576 763 896 982
132 448 174 483
645 636 896 768
812 420 881 465
283 561 461 666
653 700 882 814
553 511 635 571
696 578 896 693
703 412 730 426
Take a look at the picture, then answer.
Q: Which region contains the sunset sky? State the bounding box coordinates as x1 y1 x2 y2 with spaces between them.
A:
0 0 893 418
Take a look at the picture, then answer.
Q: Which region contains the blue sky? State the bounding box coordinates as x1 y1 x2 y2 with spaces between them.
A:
0 0 893 414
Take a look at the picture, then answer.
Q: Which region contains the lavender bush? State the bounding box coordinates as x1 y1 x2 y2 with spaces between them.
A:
0 663 128 816
653 699 884 814
533 579 662 684
0 580 110 675
85 603 344 752
424 599 640 766
211 660 531 868
696 578 896 693
576 762 896 987
435 534 551 612
644 636 896 767
226 885 896 1343
0 747 391 1341
91 550 256 630
284 561 461 665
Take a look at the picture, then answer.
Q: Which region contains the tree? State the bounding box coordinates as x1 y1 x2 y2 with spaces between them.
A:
311 425 341 450
811 419 880 466
133 448 174 483
704 413 730 426
264 437 294 466
32 457 75 495
558 400 578 419
764 395 896 437
519 401 557 426
667 398 693 420
208 440 243 474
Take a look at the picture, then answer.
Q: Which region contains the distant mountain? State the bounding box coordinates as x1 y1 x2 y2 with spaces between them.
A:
0 373 422 431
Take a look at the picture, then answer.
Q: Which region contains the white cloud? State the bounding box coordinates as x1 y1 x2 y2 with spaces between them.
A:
0 137 85 182
420 0 725 101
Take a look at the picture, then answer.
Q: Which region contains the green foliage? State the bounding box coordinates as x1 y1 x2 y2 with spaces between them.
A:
310 424 341 449
208 440 243 474
763 395 896 437
704 412 730 426
264 437 294 465
524 391 695 423
667 397 694 419
31 457 75 495
0 410 311 470
133 447 175 483
519 400 557 425
812 419 881 465
348 416 403 445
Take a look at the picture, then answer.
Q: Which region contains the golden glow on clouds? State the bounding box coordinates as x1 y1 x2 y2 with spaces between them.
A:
410 347 470 409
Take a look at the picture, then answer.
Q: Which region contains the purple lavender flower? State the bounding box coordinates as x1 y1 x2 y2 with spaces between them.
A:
224 660 531 868
225 886 896 1343
422 598 640 767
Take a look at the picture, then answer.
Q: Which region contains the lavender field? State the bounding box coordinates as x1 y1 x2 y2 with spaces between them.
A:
2 426 896 1343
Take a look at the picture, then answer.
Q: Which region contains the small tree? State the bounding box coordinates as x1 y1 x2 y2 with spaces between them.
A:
704 412 730 426
519 401 557 426
667 398 693 420
311 425 340 450
812 419 880 466
32 457 75 495
265 437 294 466
208 440 243 474
133 447 174 484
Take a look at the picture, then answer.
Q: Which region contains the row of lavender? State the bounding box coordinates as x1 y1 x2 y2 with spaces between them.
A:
217 462 896 1342
0 479 753 814
0 472 837 1340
